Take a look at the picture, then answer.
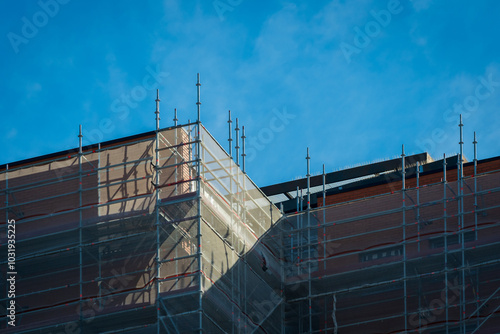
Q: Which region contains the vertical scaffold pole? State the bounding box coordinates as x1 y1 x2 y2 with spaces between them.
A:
196 74 203 333
196 73 201 123
241 132 247 332
78 125 83 325
322 164 326 207
300 187 303 276
296 186 300 213
473 132 478 240
280 211 285 334
459 115 466 333
417 161 421 252
306 148 311 210
459 115 464 178
97 142 102 309
242 126 246 174
187 120 192 192
235 118 240 166
443 154 449 334
300 189 303 213
228 110 233 158
154 90 161 334
156 90 160 132
228 121 235 333
174 108 178 195
402 144 408 333
322 164 326 271
306 148 312 333
79 124 83 153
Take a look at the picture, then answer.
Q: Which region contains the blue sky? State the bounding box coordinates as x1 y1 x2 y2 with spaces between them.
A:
1 0 500 186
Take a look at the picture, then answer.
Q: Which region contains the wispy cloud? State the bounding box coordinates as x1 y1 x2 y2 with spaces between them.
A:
26 82 42 99
6 129 17 139
1 0 499 187
410 0 433 12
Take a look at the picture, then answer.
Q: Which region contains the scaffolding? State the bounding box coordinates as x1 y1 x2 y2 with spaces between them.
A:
1 80 499 334
0 112 282 332
2 129 500 333
276 152 500 333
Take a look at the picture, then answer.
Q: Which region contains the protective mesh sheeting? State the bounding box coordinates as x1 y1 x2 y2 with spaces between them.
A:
160 291 200 316
159 311 200 333
199 126 280 232
280 169 500 332
201 262 282 334
0 123 285 332
157 126 197 200
0 125 203 332
199 195 282 332
191 126 283 332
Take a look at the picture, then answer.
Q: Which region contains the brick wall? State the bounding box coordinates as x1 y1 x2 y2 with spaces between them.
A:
320 157 500 206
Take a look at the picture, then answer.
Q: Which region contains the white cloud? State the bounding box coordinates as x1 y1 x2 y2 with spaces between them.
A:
6 128 17 139
26 82 42 99
410 0 433 12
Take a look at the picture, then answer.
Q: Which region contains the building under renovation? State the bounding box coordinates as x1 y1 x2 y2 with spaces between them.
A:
1 79 499 333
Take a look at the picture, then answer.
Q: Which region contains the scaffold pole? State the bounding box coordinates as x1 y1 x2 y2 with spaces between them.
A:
443 153 449 334
78 124 83 325
228 110 232 158
235 118 240 166
242 125 246 174
459 115 466 333
401 144 408 333
154 90 161 334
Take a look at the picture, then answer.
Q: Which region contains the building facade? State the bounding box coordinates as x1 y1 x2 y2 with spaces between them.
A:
0 123 282 333
264 153 500 333
1 116 499 333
